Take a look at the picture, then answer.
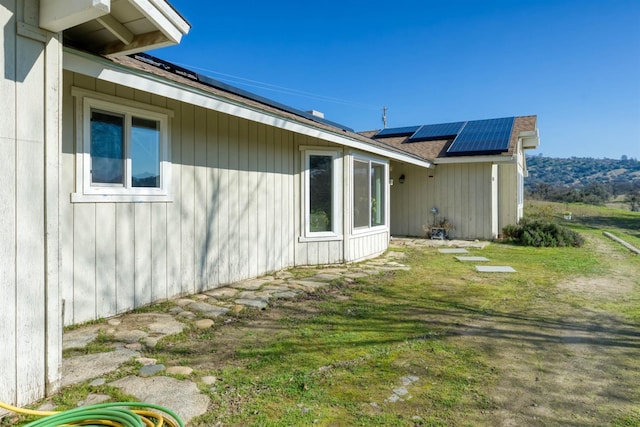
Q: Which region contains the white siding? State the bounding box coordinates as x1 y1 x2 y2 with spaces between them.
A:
347 232 389 262
0 0 63 406
390 162 496 240
61 73 311 324
498 162 518 233
1 4 19 406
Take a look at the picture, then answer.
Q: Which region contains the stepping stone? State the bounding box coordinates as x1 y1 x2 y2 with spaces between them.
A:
234 298 268 309
194 319 214 329
263 284 291 292
455 256 490 262
108 376 210 425
204 288 239 298
188 302 230 318
230 279 266 290
166 366 193 376
63 324 102 350
475 266 516 273
272 291 298 299
139 364 165 377
438 248 469 254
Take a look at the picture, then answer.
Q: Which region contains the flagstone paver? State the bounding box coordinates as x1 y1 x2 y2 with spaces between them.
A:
455 256 490 262
58 237 479 424
438 248 469 254
234 298 268 309
476 266 517 273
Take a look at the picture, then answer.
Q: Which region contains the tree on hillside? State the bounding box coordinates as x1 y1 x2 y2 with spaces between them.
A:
580 182 611 205
627 193 640 212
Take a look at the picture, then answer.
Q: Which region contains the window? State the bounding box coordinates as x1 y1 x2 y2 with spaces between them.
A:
72 88 172 202
353 157 387 230
301 148 342 240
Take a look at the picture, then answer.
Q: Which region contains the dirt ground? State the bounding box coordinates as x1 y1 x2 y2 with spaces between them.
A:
457 237 640 426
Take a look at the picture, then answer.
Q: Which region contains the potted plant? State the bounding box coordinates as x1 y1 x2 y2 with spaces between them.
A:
432 218 455 239
427 207 455 239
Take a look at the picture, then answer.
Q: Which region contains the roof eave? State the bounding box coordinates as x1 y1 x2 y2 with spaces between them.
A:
41 0 190 57
63 48 432 169
433 154 517 165
519 129 540 150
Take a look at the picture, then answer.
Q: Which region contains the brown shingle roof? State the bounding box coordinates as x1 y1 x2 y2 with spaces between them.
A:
98 53 429 165
362 115 537 162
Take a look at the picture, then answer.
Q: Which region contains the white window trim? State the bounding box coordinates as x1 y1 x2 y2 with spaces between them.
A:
71 87 173 203
299 146 343 242
351 154 389 235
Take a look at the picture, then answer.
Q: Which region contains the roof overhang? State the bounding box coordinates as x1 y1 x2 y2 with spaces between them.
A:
63 48 432 169
433 154 517 165
519 129 540 149
41 0 190 56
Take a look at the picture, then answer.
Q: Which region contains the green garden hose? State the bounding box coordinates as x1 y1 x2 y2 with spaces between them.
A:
0 400 184 427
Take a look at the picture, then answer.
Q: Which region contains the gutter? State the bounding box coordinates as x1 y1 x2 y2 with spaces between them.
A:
433 154 518 165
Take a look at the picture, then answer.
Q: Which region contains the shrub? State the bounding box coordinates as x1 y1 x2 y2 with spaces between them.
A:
502 219 584 247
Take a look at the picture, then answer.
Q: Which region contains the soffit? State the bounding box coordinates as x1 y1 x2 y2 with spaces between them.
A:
57 0 190 56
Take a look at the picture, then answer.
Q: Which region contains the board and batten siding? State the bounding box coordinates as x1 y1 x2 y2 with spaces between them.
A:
61 71 303 325
0 0 63 406
61 72 389 326
498 162 518 233
390 162 497 240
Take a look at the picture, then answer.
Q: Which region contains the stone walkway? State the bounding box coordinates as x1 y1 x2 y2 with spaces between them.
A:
56 239 453 425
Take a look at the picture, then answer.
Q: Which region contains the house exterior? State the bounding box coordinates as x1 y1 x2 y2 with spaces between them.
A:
1 0 432 407
58 49 431 328
1 0 538 410
362 116 539 240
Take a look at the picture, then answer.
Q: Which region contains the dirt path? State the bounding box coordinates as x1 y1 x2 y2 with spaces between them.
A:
459 236 640 426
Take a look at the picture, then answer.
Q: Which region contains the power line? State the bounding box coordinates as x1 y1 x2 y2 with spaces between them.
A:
171 61 379 110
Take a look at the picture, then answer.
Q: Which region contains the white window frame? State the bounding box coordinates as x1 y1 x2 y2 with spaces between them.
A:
71 87 173 203
517 168 525 219
299 146 343 242
351 155 389 235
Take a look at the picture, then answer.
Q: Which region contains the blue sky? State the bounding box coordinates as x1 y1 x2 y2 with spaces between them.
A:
160 0 640 159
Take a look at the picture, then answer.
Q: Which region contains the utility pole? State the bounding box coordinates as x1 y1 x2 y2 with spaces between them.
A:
382 106 388 128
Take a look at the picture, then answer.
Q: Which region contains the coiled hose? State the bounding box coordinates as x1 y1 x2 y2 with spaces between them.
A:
0 400 184 427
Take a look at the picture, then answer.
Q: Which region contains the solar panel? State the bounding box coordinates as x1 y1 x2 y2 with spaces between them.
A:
447 117 515 154
375 126 421 138
408 121 466 142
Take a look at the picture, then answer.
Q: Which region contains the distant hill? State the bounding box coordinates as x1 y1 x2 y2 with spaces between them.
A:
525 156 640 189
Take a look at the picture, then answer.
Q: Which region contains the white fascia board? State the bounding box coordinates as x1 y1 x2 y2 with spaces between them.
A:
129 0 190 43
147 0 191 34
40 0 110 33
433 154 517 165
519 129 540 149
63 49 431 169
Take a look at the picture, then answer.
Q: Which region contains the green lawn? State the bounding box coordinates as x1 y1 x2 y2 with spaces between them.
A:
11 201 639 427
184 202 639 425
